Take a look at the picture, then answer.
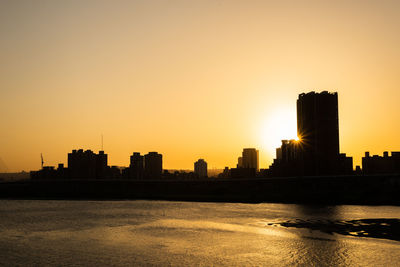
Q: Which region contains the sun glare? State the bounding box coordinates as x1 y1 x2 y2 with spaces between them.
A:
260 108 298 157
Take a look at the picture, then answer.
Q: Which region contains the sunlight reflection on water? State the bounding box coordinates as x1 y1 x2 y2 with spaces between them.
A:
0 200 399 266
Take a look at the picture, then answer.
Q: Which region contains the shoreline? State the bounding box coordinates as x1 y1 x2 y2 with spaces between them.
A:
1 174 400 205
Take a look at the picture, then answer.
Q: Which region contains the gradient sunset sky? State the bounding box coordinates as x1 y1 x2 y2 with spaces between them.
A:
1 0 400 172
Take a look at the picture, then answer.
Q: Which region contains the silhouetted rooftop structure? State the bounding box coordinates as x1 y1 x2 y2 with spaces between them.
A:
362 151 400 174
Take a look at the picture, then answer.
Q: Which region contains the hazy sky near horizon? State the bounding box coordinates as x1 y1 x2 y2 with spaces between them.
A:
1 0 400 172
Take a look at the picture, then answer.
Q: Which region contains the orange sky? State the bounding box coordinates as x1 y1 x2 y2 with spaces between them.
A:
1 0 400 172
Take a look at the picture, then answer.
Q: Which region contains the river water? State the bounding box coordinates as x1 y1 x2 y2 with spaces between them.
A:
0 200 399 266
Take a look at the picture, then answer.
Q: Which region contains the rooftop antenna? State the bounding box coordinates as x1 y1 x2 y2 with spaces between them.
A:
40 153 44 169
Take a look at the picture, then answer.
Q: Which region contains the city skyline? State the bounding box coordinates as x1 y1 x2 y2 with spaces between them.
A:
30 91 396 179
1 0 400 172
1 2 400 266
2 88 397 172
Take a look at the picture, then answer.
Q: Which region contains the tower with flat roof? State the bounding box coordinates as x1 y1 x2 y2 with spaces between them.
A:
297 91 339 175
241 148 259 172
144 152 163 179
194 159 208 178
130 152 144 179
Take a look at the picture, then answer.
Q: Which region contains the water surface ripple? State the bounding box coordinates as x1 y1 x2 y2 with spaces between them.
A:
1 200 399 266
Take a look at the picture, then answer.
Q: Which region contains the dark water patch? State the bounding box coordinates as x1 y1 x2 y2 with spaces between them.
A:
301 236 337 242
272 218 400 242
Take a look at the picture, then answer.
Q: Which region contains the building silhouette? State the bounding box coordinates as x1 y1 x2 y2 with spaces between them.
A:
269 91 353 176
130 152 144 179
30 166 57 180
230 167 256 179
97 151 108 178
297 91 340 175
218 167 231 178
57 163 68 178
237 157 243 168
68 149 108 179
269 139 301 177
229 148 259 178
240 148 259 171
194 159 208 178
362 151 400 174
144 152 163 179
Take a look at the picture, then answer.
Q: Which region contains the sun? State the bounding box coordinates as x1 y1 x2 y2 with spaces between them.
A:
260 108 298 156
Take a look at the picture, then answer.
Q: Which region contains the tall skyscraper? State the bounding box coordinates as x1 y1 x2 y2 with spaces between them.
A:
194 159 208 178
241 148 259 171
144 152 163 179
297 91 339 175
269 91 353 177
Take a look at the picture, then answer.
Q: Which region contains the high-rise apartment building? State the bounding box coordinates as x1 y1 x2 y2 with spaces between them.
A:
241 148 259 171
144 152 163 179
194 159 208 178
130 152 144 179
269 91 353 176
68 149 108 179
297 91 340 175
